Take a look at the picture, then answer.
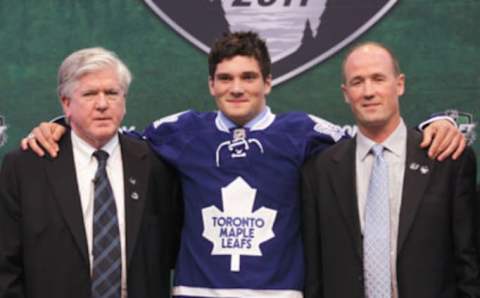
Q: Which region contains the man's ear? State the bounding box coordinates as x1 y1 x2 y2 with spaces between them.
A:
341 84 350 104
263 74 272 96
208 76 215 97
397 73 406 97
60 96 71 118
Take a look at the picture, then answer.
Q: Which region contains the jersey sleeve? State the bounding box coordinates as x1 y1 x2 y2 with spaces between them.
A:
304 114 350 158
138 110 193 164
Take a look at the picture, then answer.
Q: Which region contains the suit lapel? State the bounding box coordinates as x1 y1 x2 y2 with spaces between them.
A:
120 135 148 265
397 130 434 254
45 132 89 264
331 139 363 259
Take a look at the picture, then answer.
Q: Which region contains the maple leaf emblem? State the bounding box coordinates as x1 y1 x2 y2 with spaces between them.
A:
202 177 277 272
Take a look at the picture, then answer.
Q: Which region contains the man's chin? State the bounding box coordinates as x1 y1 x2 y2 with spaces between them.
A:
91 129 117 142
224 112 252 126
92 121 117 131
358 117 387 130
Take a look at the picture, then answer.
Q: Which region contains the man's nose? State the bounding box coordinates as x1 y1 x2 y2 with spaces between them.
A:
95 92 109 108
363 81 375 99
230 79 244 96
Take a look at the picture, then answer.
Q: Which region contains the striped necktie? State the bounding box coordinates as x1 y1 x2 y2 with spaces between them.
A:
91 150 121 298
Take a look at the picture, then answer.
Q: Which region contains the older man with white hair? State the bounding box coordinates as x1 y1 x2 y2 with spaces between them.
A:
0 47 180 298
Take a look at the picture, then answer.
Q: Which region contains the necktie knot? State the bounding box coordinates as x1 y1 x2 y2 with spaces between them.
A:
93 150 109 169
371 144 384 157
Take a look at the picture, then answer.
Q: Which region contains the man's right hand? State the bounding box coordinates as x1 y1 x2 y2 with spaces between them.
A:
21 122 66 158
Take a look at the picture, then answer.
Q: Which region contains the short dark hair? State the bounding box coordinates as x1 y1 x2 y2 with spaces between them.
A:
342 41 401 82
208 31 271 80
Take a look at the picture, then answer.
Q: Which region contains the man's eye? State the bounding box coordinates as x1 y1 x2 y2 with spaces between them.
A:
242 73 258 81
216 75 232 81
106 90 119 96
350 80 361 86
83 91 97 96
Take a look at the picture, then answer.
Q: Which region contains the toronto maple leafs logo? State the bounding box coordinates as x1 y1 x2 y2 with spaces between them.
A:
202 177 277 272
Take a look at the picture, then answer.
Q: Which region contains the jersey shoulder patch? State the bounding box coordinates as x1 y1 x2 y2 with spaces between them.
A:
308 114 345 142
152 110 191 129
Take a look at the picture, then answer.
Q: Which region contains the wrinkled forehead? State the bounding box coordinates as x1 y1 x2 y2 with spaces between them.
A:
71 67 122 89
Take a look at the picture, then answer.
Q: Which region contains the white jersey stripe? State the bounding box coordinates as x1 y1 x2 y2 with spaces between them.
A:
172 286 303 298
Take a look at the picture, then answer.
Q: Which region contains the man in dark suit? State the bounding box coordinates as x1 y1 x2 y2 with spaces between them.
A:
0 48 180 298
302 42 479 297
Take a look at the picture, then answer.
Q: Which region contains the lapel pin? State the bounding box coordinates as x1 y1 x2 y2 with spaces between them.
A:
420 166 429 174
130 192 139 200
129 177 136 185
409 162 419 170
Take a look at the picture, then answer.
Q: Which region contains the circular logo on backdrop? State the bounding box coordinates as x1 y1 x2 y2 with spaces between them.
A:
144 0 398 85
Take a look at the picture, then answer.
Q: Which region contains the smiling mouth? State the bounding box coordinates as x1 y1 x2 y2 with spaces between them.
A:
362 103 381 108
227 98 248 102
227 99 250 107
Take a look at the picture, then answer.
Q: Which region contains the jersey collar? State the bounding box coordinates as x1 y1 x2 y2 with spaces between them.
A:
215 106 276 133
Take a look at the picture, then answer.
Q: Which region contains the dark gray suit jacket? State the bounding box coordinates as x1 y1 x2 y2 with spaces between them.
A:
0 132 181 298
302 129 479 298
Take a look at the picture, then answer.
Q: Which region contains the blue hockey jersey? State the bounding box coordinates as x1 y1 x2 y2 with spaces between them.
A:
141 107 347 298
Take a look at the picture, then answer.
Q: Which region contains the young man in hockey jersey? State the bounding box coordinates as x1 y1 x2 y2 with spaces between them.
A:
22 32 465 298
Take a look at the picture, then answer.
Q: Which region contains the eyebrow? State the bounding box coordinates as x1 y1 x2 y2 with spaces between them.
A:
215 70 260 76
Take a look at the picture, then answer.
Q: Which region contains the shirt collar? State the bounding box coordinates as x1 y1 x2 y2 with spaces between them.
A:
71 130 120 167
356 118 407 161
215 106 275 132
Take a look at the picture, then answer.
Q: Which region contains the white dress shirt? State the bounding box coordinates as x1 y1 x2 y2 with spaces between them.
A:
71 131 127 298
356 119 407 298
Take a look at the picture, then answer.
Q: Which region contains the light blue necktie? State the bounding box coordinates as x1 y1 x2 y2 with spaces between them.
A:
363 144 391 298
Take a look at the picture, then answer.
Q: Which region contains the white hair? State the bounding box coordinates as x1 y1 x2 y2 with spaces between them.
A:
57 47 132 98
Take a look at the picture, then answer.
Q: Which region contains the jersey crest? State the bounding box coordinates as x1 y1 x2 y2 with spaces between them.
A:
202 177 277 272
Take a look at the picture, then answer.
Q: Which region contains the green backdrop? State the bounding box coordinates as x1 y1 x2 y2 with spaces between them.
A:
0 0 478 176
